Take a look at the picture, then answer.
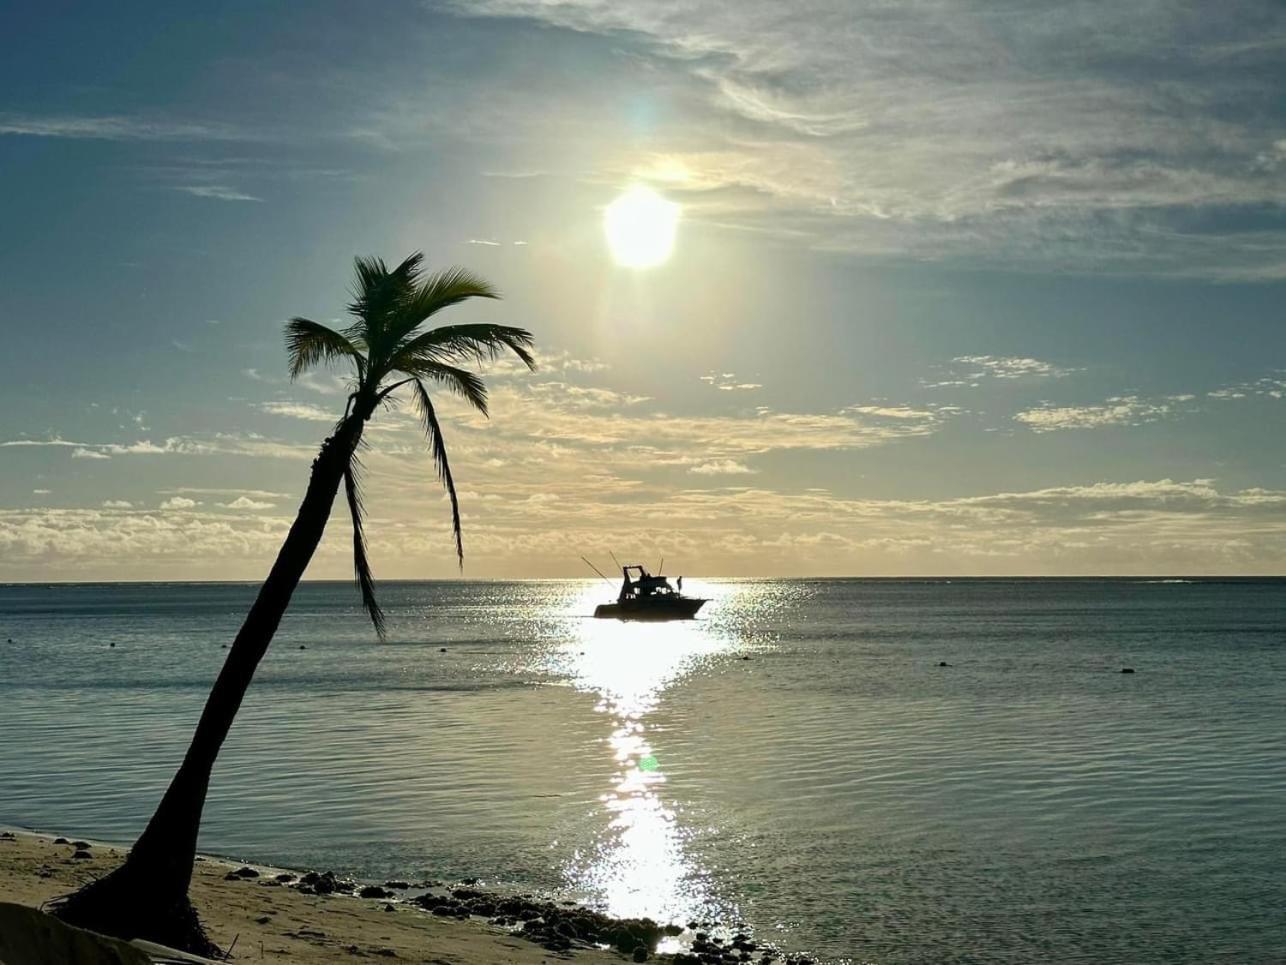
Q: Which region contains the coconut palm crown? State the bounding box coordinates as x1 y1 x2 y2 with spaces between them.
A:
287 251 534 636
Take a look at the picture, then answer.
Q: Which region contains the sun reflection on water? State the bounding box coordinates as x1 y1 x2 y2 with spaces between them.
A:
548 581 743 924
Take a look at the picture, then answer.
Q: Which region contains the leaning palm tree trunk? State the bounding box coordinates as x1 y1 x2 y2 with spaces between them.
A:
53 412 367 952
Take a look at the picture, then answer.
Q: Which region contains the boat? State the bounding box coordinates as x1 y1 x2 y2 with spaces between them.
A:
593 564 707 620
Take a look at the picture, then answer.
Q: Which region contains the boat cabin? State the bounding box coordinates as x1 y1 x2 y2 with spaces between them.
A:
618 564 682 602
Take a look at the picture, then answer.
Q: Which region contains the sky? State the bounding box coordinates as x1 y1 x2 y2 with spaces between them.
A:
1 0 1285 580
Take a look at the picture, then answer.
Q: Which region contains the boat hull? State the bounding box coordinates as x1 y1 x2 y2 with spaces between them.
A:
593 597 706 621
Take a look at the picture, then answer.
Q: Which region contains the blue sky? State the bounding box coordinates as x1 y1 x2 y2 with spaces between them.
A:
2 0 1285 579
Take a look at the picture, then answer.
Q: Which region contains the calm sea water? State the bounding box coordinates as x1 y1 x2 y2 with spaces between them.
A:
2 579 1284 963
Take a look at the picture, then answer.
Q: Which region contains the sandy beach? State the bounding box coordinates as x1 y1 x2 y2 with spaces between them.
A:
0 830 633 964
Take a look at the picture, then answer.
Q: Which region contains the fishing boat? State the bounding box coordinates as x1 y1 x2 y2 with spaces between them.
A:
593 564 706 620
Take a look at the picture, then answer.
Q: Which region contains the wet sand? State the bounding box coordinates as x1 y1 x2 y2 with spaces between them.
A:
0 830 627 964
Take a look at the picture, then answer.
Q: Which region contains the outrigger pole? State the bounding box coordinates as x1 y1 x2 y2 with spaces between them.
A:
580 556 615 587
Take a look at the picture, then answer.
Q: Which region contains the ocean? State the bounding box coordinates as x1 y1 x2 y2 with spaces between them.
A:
1 578 1284 963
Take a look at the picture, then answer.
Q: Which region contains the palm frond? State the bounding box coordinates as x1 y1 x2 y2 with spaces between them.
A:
394 358 489 416
284 318 363 379
413 379 464 568
345 253 424 362
343 458 387 639
392 323 536 373
386 268 500 348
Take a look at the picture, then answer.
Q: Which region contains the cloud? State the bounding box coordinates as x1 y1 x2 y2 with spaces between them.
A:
255 401 336 421
952 356 1075 380
5 477 1284 578
101 500 132 509
6 431 313 463
1014 376 1284 431
174 185 263 202
482 384 942 454
1 438 81 449
159 497 199 510
0 114 250 142
219 496 276 510
924 356 1075 388
844 404 940 421
295 372 350 396
1207 374 1286 401
689 459 756 475
163 487 289 500
0 507 294 578
701 372 762 392
1015 396 1172 431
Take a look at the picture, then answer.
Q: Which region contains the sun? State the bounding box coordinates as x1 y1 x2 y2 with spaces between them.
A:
604 185 680 269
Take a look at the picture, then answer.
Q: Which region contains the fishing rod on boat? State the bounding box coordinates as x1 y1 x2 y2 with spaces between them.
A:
609 550 623 572
580 556 615 587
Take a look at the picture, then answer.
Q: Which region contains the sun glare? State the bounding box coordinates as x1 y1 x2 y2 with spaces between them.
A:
604 185 680 269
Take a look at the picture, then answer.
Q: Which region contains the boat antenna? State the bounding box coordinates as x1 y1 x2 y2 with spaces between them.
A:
580 556 614 587
658 556 664 574
609 550 623 572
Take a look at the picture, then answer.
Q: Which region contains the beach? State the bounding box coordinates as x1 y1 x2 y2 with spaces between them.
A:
0 830 646 963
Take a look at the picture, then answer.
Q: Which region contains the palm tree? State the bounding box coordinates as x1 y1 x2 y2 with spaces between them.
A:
53 253 534 953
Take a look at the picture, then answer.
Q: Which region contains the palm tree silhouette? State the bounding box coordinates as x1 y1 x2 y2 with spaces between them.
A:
53 253 534 952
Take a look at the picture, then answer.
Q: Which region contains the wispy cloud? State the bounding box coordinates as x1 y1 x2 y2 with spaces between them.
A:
173 185 263 202
926 355 1075 388
2 433 313 461
701 372 762 392
1015 396 1174 431
689 459 756 475
0 114 250 142
219 495 275 510
1 438 81 449
163 487 289 500
71 447 112 460
256 401 337 422
1015 374 1284 431
954 356 1075 380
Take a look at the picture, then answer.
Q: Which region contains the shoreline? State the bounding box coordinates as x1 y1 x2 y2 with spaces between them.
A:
0 828 799 965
